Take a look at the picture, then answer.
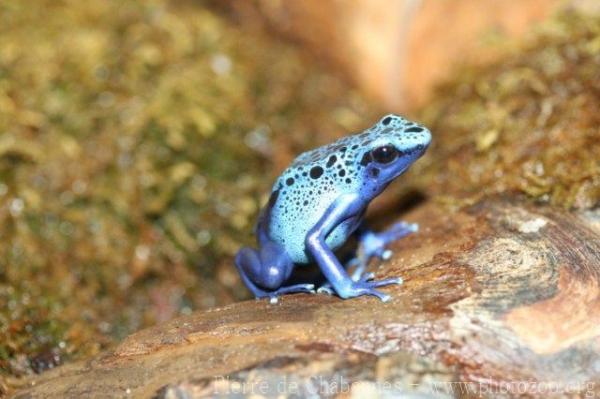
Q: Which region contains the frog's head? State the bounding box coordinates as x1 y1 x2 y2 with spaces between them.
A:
358 114 431 190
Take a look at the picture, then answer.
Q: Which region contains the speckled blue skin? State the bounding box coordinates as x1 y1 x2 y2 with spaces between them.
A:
235 114 431 302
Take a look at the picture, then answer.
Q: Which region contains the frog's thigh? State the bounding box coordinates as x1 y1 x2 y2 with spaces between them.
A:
235 241 293 291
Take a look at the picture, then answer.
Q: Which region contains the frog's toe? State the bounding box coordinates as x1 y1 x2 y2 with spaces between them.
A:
338 278 403 302
372 291 391 302
390 221 418 233
384 221 418 241
316 284 335 295
350 286 391 302
358 272 375 282
275 283 316 296
368 276 403 287
363 222 417 255
381 249 393 260
260 283 316 304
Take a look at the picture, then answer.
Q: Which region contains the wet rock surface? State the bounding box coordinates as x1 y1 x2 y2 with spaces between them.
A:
14 198 600 398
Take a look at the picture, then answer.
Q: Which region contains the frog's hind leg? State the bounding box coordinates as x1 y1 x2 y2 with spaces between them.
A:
316 221 414 295
349 221 417 281
235 241 315 302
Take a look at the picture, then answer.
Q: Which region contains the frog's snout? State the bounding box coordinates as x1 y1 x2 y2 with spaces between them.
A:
407 128 431 157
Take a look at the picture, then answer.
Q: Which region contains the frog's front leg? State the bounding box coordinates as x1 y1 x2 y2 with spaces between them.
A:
235 241 315 303
306 195 402 302
348 221 417 281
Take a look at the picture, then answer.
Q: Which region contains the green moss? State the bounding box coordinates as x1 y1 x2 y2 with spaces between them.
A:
416 11 600 210
0 0 377 378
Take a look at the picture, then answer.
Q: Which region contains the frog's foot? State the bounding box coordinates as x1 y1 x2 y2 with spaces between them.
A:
316 282 335 295
349 221 418 280
359 272 403 287
260 283 316 304
361 221 418 259
317 262 373 293
318 275 402 300
337 278 403 302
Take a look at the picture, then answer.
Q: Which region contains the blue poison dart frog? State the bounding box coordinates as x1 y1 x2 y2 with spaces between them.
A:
235 114 431 303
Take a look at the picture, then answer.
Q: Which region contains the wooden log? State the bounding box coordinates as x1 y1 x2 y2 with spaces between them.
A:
13 198 600 398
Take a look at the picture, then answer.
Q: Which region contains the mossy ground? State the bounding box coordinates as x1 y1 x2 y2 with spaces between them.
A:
415 11 600 210
0 0 377 382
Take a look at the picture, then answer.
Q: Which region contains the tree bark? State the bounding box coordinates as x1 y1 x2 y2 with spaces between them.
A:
14 197 600 398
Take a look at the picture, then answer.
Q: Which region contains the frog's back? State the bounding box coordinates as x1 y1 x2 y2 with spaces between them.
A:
266 135 365 263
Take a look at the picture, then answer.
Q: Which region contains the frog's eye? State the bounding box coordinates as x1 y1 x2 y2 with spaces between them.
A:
371 145 398 164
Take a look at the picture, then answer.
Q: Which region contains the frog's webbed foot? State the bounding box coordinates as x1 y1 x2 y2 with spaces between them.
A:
317 273 403 297
262 284 316 304
317 269 403 300
339 278 403 302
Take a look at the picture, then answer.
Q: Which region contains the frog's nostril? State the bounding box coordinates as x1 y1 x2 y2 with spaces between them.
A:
413 141 430 155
